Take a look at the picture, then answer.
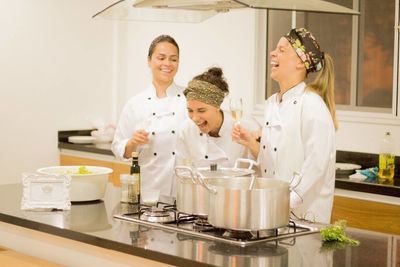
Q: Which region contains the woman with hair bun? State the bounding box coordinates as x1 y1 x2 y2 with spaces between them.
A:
176 67 245 167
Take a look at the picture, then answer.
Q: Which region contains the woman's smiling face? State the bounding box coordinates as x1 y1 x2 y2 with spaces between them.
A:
148 41 179 85
187 100 221 134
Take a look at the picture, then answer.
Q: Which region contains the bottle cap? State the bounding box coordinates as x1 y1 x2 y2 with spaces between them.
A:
132 151 139 158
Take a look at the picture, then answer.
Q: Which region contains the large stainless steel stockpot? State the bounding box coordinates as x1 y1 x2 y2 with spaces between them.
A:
199 173 301 231
174 159 255 217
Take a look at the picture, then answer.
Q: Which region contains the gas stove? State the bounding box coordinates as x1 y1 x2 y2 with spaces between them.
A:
113 202 319 247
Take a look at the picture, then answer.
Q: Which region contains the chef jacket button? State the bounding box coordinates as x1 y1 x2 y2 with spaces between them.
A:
153 152 157 156
172 152 175 155
171 130 175 134
293 100 297 104
152 112 156 116
172 112 175 115
264 169 267 173
147 97 151 100
266 122 269 126
152 132 155 135
274 147 277 151
263 145 266 149
200 133 203 136
273 171 276 175
205 155 208 159
177 94 181 97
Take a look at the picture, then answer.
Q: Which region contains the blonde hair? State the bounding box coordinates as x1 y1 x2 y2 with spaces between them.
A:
306 53 338 130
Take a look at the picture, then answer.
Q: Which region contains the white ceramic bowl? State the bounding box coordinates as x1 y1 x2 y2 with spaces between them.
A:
36 166 113 202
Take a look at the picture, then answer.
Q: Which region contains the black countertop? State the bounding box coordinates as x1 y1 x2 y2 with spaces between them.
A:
0 183 399 267
58 130 400 198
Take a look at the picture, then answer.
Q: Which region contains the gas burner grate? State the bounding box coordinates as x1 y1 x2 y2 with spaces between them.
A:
114 208 319 247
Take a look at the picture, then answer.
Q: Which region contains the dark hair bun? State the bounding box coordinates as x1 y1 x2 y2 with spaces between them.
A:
207 67 223 78
193 66 229 93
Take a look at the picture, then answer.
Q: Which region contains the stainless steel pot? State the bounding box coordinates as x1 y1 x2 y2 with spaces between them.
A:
199 173 301 231
174 158 255 216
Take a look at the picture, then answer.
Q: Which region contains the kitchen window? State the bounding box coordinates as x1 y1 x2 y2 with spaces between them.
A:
259 0 399 119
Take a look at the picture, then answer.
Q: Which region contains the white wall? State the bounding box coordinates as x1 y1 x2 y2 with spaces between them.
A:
117 9 257 116
0 0 115 184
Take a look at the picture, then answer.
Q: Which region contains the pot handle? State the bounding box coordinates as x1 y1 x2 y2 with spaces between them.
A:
289 171 302 190
174 166 197 184
289 172 304 206
233 158 258 170
194 170 217 194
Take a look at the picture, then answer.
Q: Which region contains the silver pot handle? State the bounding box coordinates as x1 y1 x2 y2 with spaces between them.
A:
233 158 257 170
289 171 302 190
174 166 197 184
194 170 217 194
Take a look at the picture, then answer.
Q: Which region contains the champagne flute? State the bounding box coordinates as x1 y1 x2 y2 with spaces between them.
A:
229 97 243 125
138 117 152 151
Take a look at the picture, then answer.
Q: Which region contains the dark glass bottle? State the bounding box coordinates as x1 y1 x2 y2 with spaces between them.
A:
130 152 140 204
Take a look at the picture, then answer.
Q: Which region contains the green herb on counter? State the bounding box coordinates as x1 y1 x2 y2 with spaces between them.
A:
320 220 360 251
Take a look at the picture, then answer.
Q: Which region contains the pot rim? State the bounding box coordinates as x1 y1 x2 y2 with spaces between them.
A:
206 177 290 191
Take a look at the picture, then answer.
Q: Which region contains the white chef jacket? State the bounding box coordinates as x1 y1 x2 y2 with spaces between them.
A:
258 82 336 224
112 83 187 197
176 110 245 168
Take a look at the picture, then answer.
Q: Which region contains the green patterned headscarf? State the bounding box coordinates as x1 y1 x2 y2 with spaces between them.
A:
184 79 226 108
285 28 324 73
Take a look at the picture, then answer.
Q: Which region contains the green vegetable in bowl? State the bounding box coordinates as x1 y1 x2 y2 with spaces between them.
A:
320 220 360 246
77 166 94 174
67 166 94 175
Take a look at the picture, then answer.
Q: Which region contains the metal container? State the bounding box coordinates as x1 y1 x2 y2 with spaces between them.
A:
174 159 255 216
199 173 301 231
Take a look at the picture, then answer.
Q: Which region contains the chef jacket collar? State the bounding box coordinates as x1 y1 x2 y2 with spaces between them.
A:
148 82 181 98
279 82 306 103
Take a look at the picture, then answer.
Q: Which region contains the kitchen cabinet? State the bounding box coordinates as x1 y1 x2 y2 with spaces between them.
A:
59 153 129 187
331 194 400 234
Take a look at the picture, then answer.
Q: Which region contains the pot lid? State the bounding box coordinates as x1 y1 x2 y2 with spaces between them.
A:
198 167 254 178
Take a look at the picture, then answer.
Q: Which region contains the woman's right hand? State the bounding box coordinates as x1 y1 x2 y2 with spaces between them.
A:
124 130 150 158
130 129 150 146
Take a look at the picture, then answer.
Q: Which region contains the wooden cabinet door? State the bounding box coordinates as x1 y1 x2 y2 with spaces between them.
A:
331 195 400 234
112 162 130 187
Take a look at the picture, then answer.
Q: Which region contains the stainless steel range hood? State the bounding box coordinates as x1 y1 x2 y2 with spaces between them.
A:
93 0 359 23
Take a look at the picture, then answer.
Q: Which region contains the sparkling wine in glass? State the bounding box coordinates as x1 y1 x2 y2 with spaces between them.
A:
138 118 152 150
229 97 243 124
